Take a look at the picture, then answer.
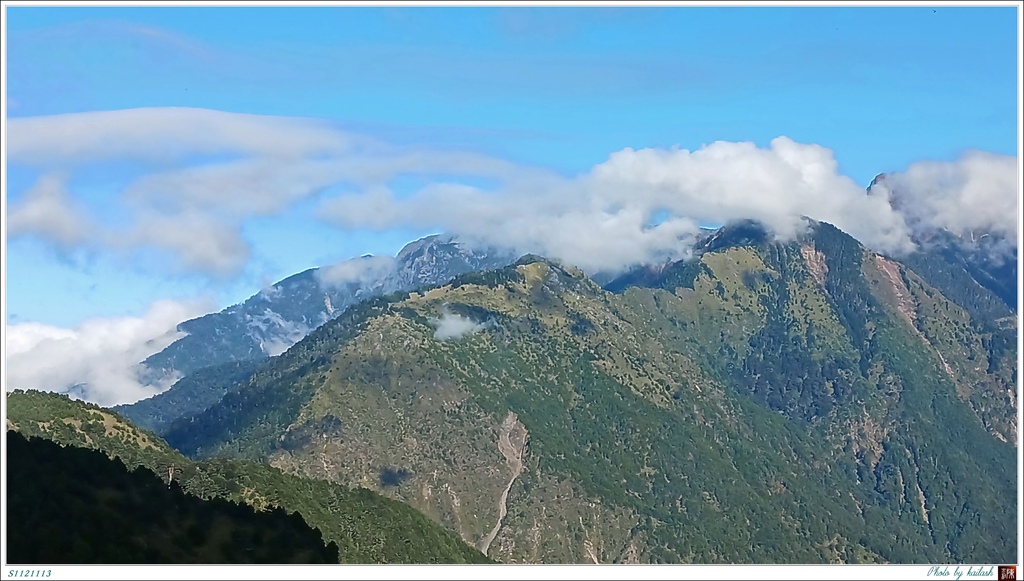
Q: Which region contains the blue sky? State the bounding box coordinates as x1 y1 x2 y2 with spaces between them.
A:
4 5 1020 329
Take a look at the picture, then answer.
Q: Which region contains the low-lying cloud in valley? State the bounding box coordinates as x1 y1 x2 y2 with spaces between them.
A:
4 298 214 407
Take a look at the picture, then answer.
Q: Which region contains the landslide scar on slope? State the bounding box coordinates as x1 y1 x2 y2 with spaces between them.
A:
478 411 528 557
800 243 828 287
872 255 917 328
870 255 959 382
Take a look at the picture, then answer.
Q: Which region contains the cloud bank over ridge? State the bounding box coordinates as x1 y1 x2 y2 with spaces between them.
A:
6 107 1017 407
9 107 1017 279
869 150 1019 247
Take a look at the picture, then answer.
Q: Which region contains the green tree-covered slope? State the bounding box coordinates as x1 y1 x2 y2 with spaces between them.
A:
6 430 339 564
5 390 491 564
152 221 1015 565
114 359 263 434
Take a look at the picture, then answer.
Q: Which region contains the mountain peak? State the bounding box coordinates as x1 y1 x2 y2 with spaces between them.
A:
136 232 516 385
868 172 889 191
386 234 516 294
699 219 772 253
513 253 551 267
395 234 454 263
137 215 1016 565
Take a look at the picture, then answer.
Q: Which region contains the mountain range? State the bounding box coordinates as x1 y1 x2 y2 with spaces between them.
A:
143 234 515 379
119 235 515 432
8 216 1018 564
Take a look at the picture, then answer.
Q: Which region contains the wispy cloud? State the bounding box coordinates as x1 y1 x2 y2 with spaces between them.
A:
246 310 311 357
6 107 530 278
8 107 1016 282
120 211 253 277
316 255 396 288
5 298 215 407
7 107 351 167
8 174 97 249
8 17 716 119
7 108 352 276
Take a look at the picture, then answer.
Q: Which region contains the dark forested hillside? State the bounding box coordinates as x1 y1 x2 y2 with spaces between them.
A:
5 390 491 564
115 359 263 434
6 431 339 564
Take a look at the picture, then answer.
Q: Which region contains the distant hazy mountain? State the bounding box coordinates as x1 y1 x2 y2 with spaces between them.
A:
140 234 516 384
903 229 1017 315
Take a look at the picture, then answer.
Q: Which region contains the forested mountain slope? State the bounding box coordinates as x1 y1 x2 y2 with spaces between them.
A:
6 390 491 564
7 431 340 564
153 220 1015 564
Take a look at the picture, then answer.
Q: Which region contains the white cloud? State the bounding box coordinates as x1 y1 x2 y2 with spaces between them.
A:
6 108 357 277
249 311 311 357
121 158 347 218
7 174 96 249
429 309 490 341
7 107 352 167
4 298 215 407
121 211 252 278
316 255 396 288
320 137 920 273
8 108 1013 280
259 277 284 300
870 150 1018 244
589 138 915 255
7 108 537 279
